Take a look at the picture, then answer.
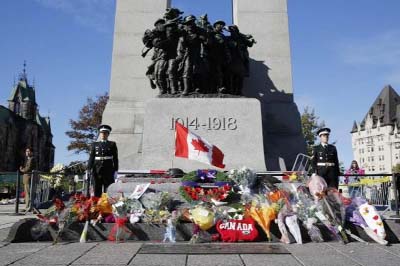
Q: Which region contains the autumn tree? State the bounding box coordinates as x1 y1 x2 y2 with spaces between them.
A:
66 92 109 154
301 106 325 156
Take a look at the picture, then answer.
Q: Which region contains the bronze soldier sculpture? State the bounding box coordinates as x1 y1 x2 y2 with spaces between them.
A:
226 25 256 95
178 15 208 95
142 8 255 96
209 20 231 94
142 18 166 92
88 125 119 197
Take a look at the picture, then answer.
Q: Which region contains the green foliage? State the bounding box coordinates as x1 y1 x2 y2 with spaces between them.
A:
392 163 400 173
65 92 109 154
301 106 325 156
64 161 87 176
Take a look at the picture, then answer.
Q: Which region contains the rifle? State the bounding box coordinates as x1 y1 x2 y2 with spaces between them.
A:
85 170 93 197
141 46 153 58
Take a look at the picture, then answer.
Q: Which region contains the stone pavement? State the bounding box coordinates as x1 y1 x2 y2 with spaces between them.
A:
1 204 400 266
0 242 399 266
0 204 37 242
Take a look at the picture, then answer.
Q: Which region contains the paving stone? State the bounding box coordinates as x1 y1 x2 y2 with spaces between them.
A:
325 242 400 266
72 243 141 265
138 243 289 254
0 228 10 241
129 254 186 266
15 242 97 265
374 243 400 257
240 254 301 266
285 243 361 266
187 255 244 266
0 243 51 266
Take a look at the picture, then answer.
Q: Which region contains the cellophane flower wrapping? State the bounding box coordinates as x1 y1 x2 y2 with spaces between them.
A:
307 174 327 201
163 211 178 243
345 197 368 227
245 195 277 241
278 183 323 242
228 167 258 202
108 197 132 242
140 192 172 224
318 189 348 243
190 205 215 231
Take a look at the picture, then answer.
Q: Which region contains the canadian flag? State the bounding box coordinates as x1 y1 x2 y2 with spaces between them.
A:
175 122 225 168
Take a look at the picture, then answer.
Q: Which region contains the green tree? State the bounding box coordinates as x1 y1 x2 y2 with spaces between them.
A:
392 163 400 173
301 106 325 156
65 92 109 154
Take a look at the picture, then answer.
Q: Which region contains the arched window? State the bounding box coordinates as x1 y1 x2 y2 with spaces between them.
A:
15 102 20 115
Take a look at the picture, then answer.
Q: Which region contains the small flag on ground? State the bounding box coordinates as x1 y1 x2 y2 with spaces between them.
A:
175 122 225 168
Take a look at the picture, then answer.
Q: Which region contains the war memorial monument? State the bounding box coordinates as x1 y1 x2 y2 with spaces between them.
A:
102 0 306 172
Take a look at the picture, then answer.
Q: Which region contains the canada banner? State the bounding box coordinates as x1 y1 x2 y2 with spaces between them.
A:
175 122 225 169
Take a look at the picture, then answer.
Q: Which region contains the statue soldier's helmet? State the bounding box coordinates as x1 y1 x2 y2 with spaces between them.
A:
213 20 226 28
154 18 165 27
183 15 196 24
227 25 239 32
164 7 183 20
199 14 208 20
98 124 112 133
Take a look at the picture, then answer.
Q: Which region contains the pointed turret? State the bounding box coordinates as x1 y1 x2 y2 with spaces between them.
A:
7 61 37 120
351 121 358 133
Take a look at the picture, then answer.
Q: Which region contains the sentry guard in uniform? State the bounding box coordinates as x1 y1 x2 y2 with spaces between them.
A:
311 127 340 189
87 124 119 197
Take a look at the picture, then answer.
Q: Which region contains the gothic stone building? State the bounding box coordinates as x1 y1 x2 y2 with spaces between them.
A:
351 85 400 174
0 72 54 172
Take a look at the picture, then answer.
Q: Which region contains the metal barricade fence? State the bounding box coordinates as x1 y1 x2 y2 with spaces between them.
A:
292 153 312 172
339 174 399 216
30 171 51 210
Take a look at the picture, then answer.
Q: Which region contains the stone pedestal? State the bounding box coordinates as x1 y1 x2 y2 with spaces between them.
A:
142 98 266 171
102 0 171 169
234 0 306 169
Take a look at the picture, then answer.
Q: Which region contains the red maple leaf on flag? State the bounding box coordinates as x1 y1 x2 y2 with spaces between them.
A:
191 138 209 153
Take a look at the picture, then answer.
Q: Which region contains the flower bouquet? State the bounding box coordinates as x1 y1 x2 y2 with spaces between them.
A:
246 195 277 241
140 192 172 224
346 197 387 245
316 189 349 244
107 195 133 242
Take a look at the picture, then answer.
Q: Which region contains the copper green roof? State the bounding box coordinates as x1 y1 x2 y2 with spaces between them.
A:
8 78 36 103
35 113 52 134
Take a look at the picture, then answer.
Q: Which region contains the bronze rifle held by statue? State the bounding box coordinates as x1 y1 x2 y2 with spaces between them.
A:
141 46 152 58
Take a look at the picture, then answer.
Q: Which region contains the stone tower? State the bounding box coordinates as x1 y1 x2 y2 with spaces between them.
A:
103 0 306 170
8 64 37 121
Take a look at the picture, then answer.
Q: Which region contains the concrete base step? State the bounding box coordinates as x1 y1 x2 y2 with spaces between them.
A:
4 217 400 244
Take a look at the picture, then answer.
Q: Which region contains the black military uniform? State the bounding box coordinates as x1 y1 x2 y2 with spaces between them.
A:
87 125 119 197
311 128 340 188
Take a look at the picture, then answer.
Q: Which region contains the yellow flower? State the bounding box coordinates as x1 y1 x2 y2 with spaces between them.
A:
289 173 298 181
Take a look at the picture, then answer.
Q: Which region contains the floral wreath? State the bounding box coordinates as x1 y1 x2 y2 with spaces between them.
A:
179 169 234 204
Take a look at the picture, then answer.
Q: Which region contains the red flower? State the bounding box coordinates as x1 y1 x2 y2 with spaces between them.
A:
223 185 231 191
